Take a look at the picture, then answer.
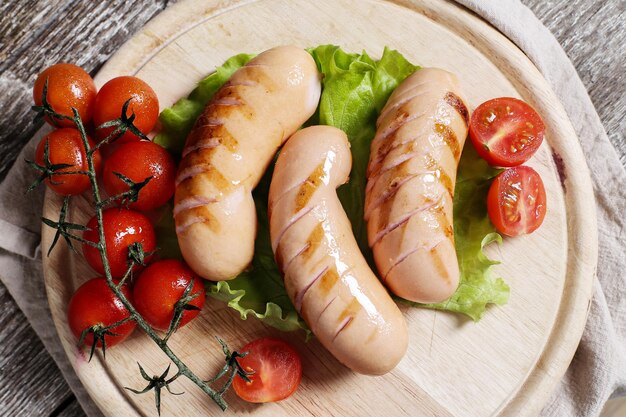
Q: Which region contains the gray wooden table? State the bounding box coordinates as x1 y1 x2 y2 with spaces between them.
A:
0 1 624 416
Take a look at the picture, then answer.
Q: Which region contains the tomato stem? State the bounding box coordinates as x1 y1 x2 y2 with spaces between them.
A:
72 107 230 411
31 90 237 412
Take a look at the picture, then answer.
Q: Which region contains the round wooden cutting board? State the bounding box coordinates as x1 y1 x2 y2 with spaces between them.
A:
41 0 598 416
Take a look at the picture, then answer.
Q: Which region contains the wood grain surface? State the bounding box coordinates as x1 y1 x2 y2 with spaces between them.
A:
0 0 623 416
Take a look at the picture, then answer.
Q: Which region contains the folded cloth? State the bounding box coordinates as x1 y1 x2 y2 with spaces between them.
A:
455 3 626 416
0 1 623 416
0 134 104 417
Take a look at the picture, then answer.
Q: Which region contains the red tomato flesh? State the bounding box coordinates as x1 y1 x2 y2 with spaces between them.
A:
132 260 205 331
233 337 302 403
67 278 135 347
487 166 547 236
470 97 545 167
33 63 97 127
35 128 101 196
93 76 159 143
82 208 156 278
102 140 176 211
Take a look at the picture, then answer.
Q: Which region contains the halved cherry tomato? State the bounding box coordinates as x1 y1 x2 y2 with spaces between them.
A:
102 140 176 211
92 76 159 143
35 128 101 195
33 63 97 127
132 260 205 331
487 166 547 236
470 97 545 167
82 208 156 278
67 277 136 348
233 337 302 403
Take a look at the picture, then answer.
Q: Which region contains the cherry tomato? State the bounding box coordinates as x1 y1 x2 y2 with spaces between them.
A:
33 63 97 127
469 97 545 167
132 260 205 331
93 76 159 143
233 337 302 403
67 277 136 348
82 208 156 279
35 128 101 195
487 166 547 236
102 141 176 211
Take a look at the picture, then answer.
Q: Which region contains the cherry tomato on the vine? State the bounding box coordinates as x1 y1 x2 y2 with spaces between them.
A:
93 76 159 143
470 97 545 167
487 166 547 236
33 63 97 127
82 208 156 279
67 277 136 348
102 141 176 211
233 337 302 403
132 260 205 332
35 128 101 196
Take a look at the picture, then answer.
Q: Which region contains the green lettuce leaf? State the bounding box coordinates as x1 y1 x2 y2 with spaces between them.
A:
154 46 509 332
309 45 419 257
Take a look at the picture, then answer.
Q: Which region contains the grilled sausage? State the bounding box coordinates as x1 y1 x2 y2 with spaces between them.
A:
174 45 321 281
269 125 408 375
365 68 469 303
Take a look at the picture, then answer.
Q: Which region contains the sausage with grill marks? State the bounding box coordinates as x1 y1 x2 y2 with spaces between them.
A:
174 45 321 281
365 68 469 303
269 125 408 375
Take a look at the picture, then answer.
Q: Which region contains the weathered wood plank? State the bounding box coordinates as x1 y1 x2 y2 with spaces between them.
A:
0 282 76 416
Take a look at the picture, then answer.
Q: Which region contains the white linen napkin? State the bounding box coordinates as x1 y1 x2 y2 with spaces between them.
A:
1 1 624 416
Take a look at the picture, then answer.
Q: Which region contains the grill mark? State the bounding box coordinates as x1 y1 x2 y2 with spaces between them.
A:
272 205 315 253
294 266 328 312
444 92 469 124
376 87 431 127
434 123 460 160
301 223 324 261
186 121 239 153
181 139 220 159
268 177 308 218
319 296 338 319
338 298 360 322
294 162 325 213
173 196 217 216
366 329 379 344
373 125 423 164
278 242 310 274
430 245 451 285
176 164 233 194
372 195 441 246
431 203 453 238
365 172 421 219
175 210 218 234
333 317 354 342
175 164 210 186
436 166 454 198
318 266 340 296
383 238 446 282
367 147 425 184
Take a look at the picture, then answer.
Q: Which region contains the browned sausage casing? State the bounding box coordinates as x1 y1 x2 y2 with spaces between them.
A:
174 45 321 281
269 125 408 375
365 68 469 303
